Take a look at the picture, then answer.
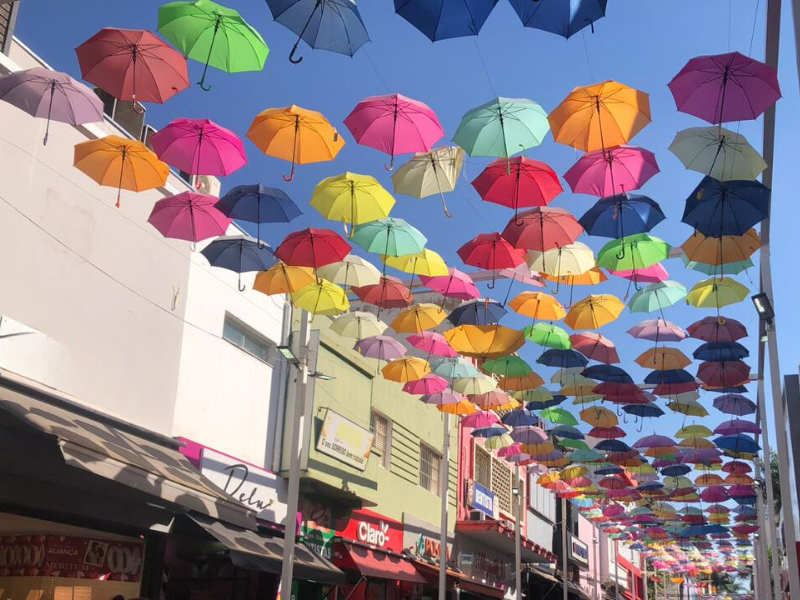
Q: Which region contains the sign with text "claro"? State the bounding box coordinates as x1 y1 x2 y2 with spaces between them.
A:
338 509 404 553
316 409 374 471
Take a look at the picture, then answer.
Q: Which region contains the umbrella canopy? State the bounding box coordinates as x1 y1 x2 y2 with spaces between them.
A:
596 234 671 272
148 192 231 242
502 409 538 428
502 206 584 252
352 218 427 256
330 311 387 339
682 177 770 237
247 105 344 181
407 331 457 357
693 342 749 362
420 268 480 300
452 375 497 396
394 0 499 41
382 357 431 382
636 348 691 371
444 324 525 359
541 407 579 426
548 80 651 152
525 242 596 278
344 93 444 169
627 319 687 342
158 0 269 90
471 390 515 410
611 263 669 284
508 0 607 38
501 373 545 391
392 147 464 217
509 291 566 321
216 184 302 246
201 236 275 290
482 356 533 378
352 276 414 308
564 294 624 330
526 323 572 349
275 228 352 269
354 335 407 360
292 280 349 315
311 172 395 228
392 303 447 333
464 409 502 429
579 194 665 239
453 97 550 158
403 373 449 395
472 157 562 215
686 277 750 309
564 146 659 197
627 281 688 314
150 118 247 176
712 394 756 416
317 255 380 287
541 268 607 287
254 263 316 296
436 397 479 415
383 250 448 278
714 419 760 436
669 126 768 181
431 357 481 379
687 316 747 342
448 299 507 326
682 256 753 277
570 332 619 364
681 229 761 266
697 361 751 389
458 233 525 272
537 349 588 369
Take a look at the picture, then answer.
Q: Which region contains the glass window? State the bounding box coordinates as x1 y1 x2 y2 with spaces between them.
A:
370 411 391 469
222 315 276 366
419 443 441 495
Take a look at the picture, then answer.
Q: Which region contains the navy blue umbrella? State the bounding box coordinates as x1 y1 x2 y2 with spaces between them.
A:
693 341 749 362
714 434 760 454
682 177 770 236
537 348 588 368
447 299 507 325
552 425 584 440
265 0 369 63
501 408 539 427
661 464 691 476
578 194 666 240
583 364 633 383
593 439 630 452
394 0 499 41
472 425 508 438
508 0 608 39
525 395 567 411
622 402 664 418
201 236 275 291
680 524 728 538
594 465 624 476
216 184 302 247
644 369 695 385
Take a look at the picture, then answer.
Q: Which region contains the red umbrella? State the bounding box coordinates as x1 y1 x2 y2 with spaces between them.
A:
570 332 620 364
501 206 583 252
653 381 700 396
589 426 626 439
598 476 628 490
457 233 525 288
275 228 352 269
75 28 189 105
593 382 651 404
697 361 751 388
687 316 747 343
352 276 414 308
722 461 752 474
471 157 562 218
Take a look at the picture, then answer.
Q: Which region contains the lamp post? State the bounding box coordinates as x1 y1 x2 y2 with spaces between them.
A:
514 465 523 600
438 413 450 600
562 497 569 600
592 533 599 600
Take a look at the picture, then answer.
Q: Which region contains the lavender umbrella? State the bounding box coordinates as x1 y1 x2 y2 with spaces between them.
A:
626 319 687 342
422 390 465 407
0 67 105 144
712 394 756 416
713 419 760 435
509 426 548 445
354 335 406 360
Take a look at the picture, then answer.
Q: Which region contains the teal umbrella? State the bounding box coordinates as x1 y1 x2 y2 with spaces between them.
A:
432 357 480 379
570 448 603 462
540 407 578 426
596 233 671 271
681 254 754 276
628 281 688 314
525 322 572 349
351 217 427 257
453 97 550 159
483 356 533 378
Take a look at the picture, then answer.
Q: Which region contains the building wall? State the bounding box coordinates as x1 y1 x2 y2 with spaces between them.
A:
578 515 599 599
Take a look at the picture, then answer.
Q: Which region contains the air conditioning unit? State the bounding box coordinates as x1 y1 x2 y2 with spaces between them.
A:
194 174 221 197
499 519 515 530
469 510 488 521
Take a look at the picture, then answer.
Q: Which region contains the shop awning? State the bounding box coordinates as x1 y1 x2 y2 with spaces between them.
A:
337 542 426 583
459 579 506 600
525 566 559 585
567 580 593 600
413 561 506 600
0 370 256 529
189 513 347 585
456 520 557 563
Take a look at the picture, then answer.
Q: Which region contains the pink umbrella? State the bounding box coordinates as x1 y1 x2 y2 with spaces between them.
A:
611 263 669 284
627 319 687 342
728 484 756 498
713 419 760 436
147 192 231 242
589 426 626 439
407 331 457 357
462 409 501 429
687 316 747 343
564 146 660 197
422 390 465 407
680 449 723 464
150 118 247 176
570 332 619 364
731 524 759 535
344 93 444 170
633 434 676 449
419 268 480 300
603 504 625 517
499 263 546 287
354 335 407 360
403 373 448 395
496 443 523 458
668 51 781 124
699 486 729 503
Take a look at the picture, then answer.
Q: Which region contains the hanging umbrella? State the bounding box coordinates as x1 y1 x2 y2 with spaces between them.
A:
254 263 315 296
583 365 632 383
668 51 781 124
565 146 659 197
265 0 368 63
525 242 596 278
352 218 427 256
392 147 464 217
508 0 607 38
354 335 407 360
501 206 583 252
548 81 651 152
419 268 480 300
697 361 751 388
352 276 414 308
564 294 624 330
666 400 709 417
403 373 449 395
714 419 760 436
644 369 694 386
681 229 761 266
247 105 344 181
382 357 431 382
292 280 349 315
500 372 545 391
392 303 447 333
344 93 444 170
453 97 550 158
458 233 525 286
570 332 619 364
483 356 533 378
610 263 669 285
579 194 665 240
317 255 381 287
525 323 572 349
627 319 687 342
635 348 691 371
407 331 457 357
394 0 499 41
471 390 515 410
275 228 352 269
216 185 301 248
330 311 387 339
686 278 749 309
541 407 579 426
73 135 169 208
627 281 688 314
150 118 247 176
452 375 497 396
622 402 664 419
596 234 671 272
682 177 770 237
541 268 607 287
502 409 538 428
687 316 747 343
383 250 448 281
148 192 231 242
500 264 547 288
435 397 479 415
444 324 525 359
0 67 104 145
712 394 756 416
201 235 275 291
431 357 481 379
693 342 749 362
682 256 754 277
448 299 507 326
537 349 588 369
311 172 395 231
553 425 586 440
472 157 562 219
668 126 768 181
463 409 502 429
157 0 269 91
580 406 617 427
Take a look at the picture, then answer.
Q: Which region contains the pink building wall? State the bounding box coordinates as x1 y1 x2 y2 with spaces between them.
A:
578 515 600 600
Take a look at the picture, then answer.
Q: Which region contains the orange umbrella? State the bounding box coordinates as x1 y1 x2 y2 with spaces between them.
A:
444 324 525 359
498 372 545 391
74 135 169 207
564 294 624 330
540 267 607 286
391 303 447 334
382 357 430 382
438 399 479 415
509 291 566 320
254 263 316 295
247 105 344 181
548 81 651 153
695 474 724 487
681 229 761 265
635 348 692 371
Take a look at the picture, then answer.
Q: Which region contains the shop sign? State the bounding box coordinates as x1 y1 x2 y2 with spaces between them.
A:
302 524 335 561
457 537 510 589
200 447 288 525
568 535 589 568
338 509 404 553
316 409 374 471
0 535 144 581
402 514 452 562
466 480 496 518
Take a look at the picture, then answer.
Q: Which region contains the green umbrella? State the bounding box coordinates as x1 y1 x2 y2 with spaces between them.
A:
627 281 688 314
483 356 532 378
453 97 549 159
570 448 602 462
158 0 269 91
559 438 590 451
351 217 427 257
596 233 671 272
681 254 754 276
524 323 572 349
540 407 578 426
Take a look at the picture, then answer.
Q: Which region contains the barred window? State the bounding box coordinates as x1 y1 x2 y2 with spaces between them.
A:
474 445 492 489
491 455 513 516
370 411 391 469
419 443 441 495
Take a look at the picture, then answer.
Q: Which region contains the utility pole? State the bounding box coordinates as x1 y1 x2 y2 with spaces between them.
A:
438 414 450 600
612 541 619 600
514 465 522 600
592 531 600 600
562 497 569 600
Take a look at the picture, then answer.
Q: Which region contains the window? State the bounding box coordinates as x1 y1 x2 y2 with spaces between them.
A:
474 445 492 489
419 443 441 495
370 411 391 469
491 456 513 516
222 315 276 365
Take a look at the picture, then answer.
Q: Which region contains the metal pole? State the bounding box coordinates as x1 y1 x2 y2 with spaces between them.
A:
593 531 599 600
642 559 648 600
279 310 310 600
438 414 450 600
515 465 522 600
756 375 781 600
562 497 569 600
613 541 619 600
754 526 770 600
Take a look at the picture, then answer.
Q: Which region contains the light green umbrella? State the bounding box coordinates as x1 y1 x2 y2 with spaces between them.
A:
482 356 533 378
432 357 481 380
559 438 591 451
628 281 688 314
596 233 671 272
391 147 464 217
158 0 269 91
669 126 768 182
540 407 578 426
453 97 550 158
681 254 754 276
525 323 572 349
351 217 427 257
515 387 554 406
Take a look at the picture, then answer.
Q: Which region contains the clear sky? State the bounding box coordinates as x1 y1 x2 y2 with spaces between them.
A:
13 0 800 455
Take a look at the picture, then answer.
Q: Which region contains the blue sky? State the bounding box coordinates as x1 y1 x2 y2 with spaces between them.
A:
15 1 800 453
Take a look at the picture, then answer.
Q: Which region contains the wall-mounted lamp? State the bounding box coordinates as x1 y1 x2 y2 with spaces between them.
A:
277 345 300 365
751 293 775 325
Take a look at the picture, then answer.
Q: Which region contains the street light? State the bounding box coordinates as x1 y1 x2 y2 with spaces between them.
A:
310 371 336 381
277 345 300 364
751 293 775 324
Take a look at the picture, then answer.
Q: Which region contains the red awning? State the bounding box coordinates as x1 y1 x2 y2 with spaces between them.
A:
338 543 425 583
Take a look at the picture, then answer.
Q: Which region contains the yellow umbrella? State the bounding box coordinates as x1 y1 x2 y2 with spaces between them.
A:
438 399 478 415
391 303 447 333
675 425 713 438
679 438 716 450
559 374 599 397
561 465 588 479
538 472 560 485
579 406 618 428
498 373 545 391
635 348 692 371
524 242 595 277
311 172 395 231
254 263 316 295
686 277 749 309
317 254 381 287
382 249 448 277
444 324 525 359
666 400 709 417
452 375 496 395
509 292 566 320
523 441 556 455
540 268 607 286
382 357 430 382
485 434 516 450
494 398 522 411
564 294 624 330
681 229 761 265
291 280 349 315
330 311 387 339
724 473 754 485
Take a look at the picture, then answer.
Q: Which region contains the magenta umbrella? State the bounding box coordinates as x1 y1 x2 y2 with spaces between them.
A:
713 419 760 436
496 443 522 457
419 267 480 300
564 146 660 197
403 373 448 395
407 331 457 357
668 51 781 124
354 335 407 360
150 118 247 176
633 434 676 449
462 409 501 429
627 319 687 342
680 449 723 464
611 263 669 284
728 484 757 498
698 486 729 503
147 192 231 242
344 93 444 170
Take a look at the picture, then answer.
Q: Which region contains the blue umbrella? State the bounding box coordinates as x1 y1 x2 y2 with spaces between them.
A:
680 524 728 538
622 402 664 418
644 369 695 385
537 349 588 369
661 464 692 476
525 395 566 410
202 236 275 291
578 194 666 240
432 357 481 379
693 342 749 362
265 0 369 63
472 425 508 438
594 439 630 452
583 364 633 383
216 184 302 247
552 425 584 440
594 465 624 475
682 176 770 236
714 434 760 454
502 408 539 427
733 505 757 516
508 0 607 38
447 298 507 326
394 0 499 41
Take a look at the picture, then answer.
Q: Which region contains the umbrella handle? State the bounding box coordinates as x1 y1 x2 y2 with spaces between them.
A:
438 190 453 218
283 166 296 182
198 78 212 92
289 43 304 64
132 99 145 115
384 159 395 171
615 245 626 260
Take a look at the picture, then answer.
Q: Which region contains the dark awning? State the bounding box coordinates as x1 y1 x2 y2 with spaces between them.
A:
336 542 425 583
413 560 506 599
459 579 506 600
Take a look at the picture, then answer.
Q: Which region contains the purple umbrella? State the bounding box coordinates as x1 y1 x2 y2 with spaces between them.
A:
626 319 687 342
150 118 247 176
633 434 676 449
680 448 722 464
403 374 448 395
353 335 406 361
0 67 105 145
713 419 761 436
712 393 756 416
147 192 232 243
422 390 464 407
509 426 548 445
728 484 757 498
